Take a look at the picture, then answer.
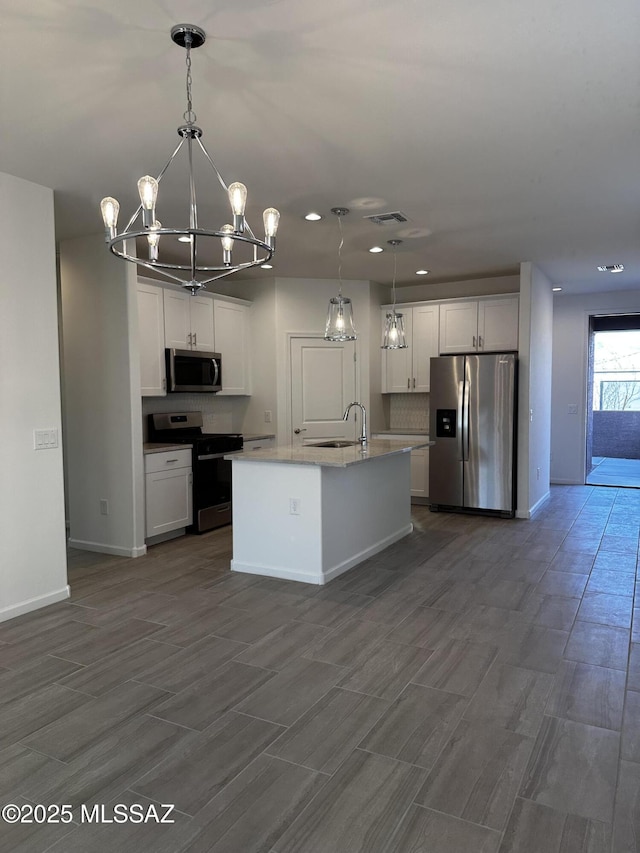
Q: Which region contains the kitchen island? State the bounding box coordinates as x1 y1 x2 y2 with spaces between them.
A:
226 438 432 584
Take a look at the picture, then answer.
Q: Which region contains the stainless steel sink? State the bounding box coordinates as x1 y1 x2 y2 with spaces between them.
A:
311 440 360 448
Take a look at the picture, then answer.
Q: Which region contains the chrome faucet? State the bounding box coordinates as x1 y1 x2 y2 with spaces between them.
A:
343 401 368 445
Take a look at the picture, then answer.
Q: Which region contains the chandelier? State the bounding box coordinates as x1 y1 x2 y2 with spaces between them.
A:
381 239 407 349
100 24 280 295
325 208 357 341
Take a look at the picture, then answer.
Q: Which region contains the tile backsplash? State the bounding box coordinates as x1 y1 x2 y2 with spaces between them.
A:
389 393 429 431
142 394 244 439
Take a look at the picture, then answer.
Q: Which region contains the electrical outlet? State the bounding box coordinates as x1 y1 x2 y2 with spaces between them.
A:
289 497 301 515
100 499 109 516
264 410 272 424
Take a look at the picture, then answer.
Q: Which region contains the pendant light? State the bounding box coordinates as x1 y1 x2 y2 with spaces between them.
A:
100 24 280 295
381 239 408 349
325 208 357 341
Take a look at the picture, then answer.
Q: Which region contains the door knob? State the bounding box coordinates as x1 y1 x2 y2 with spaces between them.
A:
294 428 307 434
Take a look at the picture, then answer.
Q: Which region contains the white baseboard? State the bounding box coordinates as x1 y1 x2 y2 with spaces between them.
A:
550 478 584 485
231 523 413 586
68 539 147 558
516 490 551 520
0 586 70 624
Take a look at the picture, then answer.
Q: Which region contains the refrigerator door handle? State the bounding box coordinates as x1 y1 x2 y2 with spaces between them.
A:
457 379 465 461
462 381 470 461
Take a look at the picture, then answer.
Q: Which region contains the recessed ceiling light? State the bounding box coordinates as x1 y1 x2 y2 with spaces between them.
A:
552 287 562 292
304 212 322 221
416 269 430 275
177 235 192 243
369 246 384 253
261 264 273 269
597 264 624 273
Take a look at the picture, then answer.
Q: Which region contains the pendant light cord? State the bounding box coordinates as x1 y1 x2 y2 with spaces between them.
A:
337 213 344 298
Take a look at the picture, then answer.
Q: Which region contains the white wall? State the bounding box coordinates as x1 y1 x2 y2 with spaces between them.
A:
517 262 554 517
394 273 519 304
551 288 640 484
59 235 145 557
0 172 68 621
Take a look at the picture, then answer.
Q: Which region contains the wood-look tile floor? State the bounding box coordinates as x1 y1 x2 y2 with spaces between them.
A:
2 485 640 851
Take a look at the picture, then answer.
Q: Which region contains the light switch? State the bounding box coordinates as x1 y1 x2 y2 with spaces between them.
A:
34 428 59 449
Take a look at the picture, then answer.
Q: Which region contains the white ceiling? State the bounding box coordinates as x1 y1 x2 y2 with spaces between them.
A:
2 0 639 294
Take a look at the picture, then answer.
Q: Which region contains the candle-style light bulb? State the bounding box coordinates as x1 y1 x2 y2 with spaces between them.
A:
147 221 161 261
263 207 280 249
137 175 159 227
100 197 119 241
220 224 234 266
228 182 247 233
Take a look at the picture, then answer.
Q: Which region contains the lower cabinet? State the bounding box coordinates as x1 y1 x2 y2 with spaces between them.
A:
373 434 429 503
144 449 193 538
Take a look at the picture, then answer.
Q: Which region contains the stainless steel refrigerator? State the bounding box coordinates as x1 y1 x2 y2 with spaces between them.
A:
429 353 517 516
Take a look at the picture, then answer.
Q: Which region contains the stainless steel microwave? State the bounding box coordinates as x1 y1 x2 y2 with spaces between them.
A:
165 349 222 393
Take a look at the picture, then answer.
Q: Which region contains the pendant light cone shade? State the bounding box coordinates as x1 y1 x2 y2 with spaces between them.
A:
382 311 407 349
326 296 357 341
325 208 357 341
381 239 408 349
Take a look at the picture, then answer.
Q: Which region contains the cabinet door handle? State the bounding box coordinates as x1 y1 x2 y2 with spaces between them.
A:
413 378 416 389
472 335 477 348
407 378 410 389
187 332 192 346
478 335 483 349
165 458 179 464
193 332 197 347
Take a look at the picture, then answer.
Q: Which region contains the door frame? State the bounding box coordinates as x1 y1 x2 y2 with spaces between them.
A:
284 331 361 445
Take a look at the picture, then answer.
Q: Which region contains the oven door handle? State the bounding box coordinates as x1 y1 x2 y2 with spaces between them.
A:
197 452 229 461
210 358 220 387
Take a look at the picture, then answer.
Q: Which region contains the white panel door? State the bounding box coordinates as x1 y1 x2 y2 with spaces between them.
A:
291 337 357 446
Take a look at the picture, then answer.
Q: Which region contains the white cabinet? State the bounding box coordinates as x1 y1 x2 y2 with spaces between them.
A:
213 299 251 395
137 278 166 396
144 449 192 538
163 289 215 352
373 434 429 503
439 296 519 354
381 304 439 393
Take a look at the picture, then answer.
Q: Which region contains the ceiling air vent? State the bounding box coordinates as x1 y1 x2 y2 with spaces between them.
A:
363 211 409 225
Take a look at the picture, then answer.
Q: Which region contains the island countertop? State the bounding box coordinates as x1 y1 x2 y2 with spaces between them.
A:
225 437 432 468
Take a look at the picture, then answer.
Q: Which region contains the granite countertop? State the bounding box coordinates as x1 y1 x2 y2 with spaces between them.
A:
225 437 433 468
143 442 193 454
374 429 430 437
243 434 276 442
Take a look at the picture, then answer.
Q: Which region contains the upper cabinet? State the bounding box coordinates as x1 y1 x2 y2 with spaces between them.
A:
163 289 215 352
137 281 252 397
381 304 439 393
439 296 519 355
213 299 251 396
137 278 166 397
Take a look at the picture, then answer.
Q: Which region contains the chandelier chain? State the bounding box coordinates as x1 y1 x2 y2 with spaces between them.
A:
183 35 196 125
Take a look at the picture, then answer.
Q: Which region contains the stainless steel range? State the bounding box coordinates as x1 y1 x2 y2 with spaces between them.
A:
148 412 243 533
